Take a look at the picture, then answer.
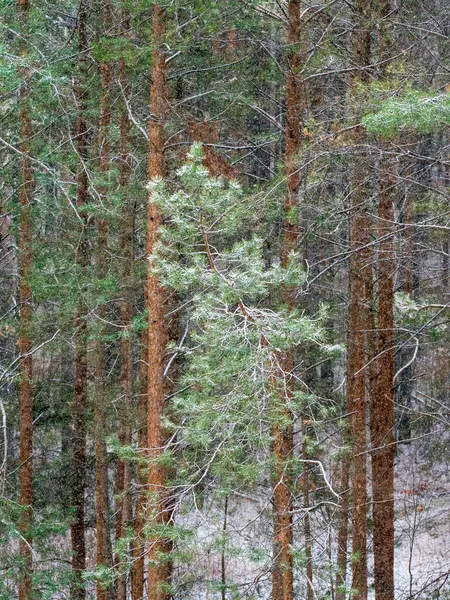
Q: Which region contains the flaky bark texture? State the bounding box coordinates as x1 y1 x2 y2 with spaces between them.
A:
271 401 294 600
17 1 33 598
347 191 369 600
146 6 171 600
130 335 148 600
370 159 395 600
94 3 114 598
188 121 237 179
346 2 372 598
370 5 396 599
70 2 89 598
272 3 303 600
283 0 302 261
115 8 134 600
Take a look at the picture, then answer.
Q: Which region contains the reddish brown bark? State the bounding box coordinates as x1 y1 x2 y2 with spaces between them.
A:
283 0 302 262
271 402 294 600
225 29 238 56
130 336 147 600
115 8 134 600
146 6 172 600
70 2 89 598
272 3 303 600
94 3 114 598
17 2 33 598
346 2 372 599
369 5 396 599
347 196 369 600
370 160 395 600
188 121 237 179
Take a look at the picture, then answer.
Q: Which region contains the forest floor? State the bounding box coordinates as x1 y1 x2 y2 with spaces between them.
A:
394 444 450 598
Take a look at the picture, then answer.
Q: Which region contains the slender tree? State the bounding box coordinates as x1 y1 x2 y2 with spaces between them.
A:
94 1 114 598
335 458 350 600
146 5 172 600
301 425 314 600
346 2 373 598
370 158 395 600
130 339 148 600
370 3 395 598
2 1 449 597
114 6 134 600
70 2 90 597
17 1 33 598
272 3 303 600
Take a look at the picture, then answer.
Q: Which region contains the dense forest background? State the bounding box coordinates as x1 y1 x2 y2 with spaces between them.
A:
1 0 449 599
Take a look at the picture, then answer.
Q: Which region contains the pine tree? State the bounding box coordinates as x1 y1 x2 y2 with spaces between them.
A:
17 1 34 598
1 1 449 597
130 339 148 600
70 2 90 597
149 144 328 599
146 5 172 600
94 1 114 597
369 3 395 598
272 2 303 599
346 2 372 598
114 5 134 600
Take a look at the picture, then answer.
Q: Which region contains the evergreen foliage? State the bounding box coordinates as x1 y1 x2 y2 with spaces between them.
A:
150 145 327 496
363 90 450 138
0 0 448 598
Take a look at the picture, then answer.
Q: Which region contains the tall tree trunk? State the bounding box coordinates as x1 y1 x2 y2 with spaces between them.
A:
347 2 372 599
370 159 395 600
71 2 89 598
272 3 303 600
130 338 147 600
302 425 314 600
146 6 171 600
347 171 370 600
271 390 294 600
94 2 114 598
335 458 349 600
115 7 134 600
370 5 396 599
17 1 33 598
